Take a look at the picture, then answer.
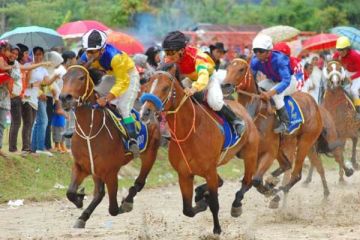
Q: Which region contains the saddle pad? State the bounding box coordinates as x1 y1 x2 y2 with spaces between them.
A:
284 96 304 134
218 114 244 150
106 109 149 153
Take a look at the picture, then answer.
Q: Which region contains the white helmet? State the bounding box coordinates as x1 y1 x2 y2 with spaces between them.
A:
82 29 107 50
252 34 273 50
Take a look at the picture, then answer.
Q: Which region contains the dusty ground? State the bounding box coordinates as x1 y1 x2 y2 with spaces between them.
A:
1 169 360 240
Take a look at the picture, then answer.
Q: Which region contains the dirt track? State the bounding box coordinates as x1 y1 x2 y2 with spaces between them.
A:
1 169 360 240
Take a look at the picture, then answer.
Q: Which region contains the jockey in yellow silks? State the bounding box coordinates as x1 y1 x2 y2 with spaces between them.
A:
162 31 245 135
80 29 141 156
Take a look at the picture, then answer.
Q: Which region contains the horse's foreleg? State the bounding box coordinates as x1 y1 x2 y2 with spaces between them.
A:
178 174 203 217
333 146 353 181
73 177 105 228
121 141 159 213
67 163 88 208
252 152 276 194
232 146 257 217
205 170 221 235
351 137 359 170
307 147 329 198
105 173 120 216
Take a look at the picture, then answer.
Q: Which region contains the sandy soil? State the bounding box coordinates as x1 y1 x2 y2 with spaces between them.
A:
1 169 360 240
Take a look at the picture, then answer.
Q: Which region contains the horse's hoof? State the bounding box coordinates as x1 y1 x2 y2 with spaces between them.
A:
324 190 330 199
352 162 360 170
269 195 280 209
73 219 86 228
264 188 278 198
231 206 242 218
118 201 133 214
213 227 222 235
265 175 280 186
345 168 354 177
194 199 208 213
252 178 262 187
302 179 311 186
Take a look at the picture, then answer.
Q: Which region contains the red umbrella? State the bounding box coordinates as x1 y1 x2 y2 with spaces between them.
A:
302 33 338 51
107 31 144 55
57 20 111 39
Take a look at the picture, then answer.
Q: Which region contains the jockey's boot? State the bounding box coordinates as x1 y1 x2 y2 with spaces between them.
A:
124 121 140 158
355 106 360 120
219 105 246 136
274 107 290 134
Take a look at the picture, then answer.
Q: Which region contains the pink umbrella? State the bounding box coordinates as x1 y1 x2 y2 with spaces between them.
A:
302 33 338 51
107 31 144 55
57 20 111 39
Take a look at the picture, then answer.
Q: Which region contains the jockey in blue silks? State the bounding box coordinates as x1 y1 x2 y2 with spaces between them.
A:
250 34 297 134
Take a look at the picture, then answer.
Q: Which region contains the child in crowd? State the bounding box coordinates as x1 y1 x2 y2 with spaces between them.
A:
0 41 14 93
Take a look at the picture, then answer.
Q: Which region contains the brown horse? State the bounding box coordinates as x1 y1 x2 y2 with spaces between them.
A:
60 65 161 228
140 66 259 235
222 58 325 207
321 60 360 174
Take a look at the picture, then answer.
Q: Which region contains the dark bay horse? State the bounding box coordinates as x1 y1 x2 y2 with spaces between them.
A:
222 58 325 207
140 68 259 235
60 65 161 228
321 61 360 174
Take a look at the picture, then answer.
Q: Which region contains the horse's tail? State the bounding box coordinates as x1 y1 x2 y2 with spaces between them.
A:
315 128 343 157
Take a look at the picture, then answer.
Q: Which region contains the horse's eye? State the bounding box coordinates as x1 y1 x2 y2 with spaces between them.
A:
239 68 245 73
162 86 170 93
79 76 85 81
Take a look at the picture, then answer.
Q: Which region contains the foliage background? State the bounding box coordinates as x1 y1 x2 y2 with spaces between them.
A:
0 0 359 35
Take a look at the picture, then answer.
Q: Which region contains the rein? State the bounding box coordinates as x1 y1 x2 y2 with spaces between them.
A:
67 65 113 175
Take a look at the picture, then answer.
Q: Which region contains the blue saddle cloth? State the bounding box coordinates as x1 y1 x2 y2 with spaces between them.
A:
111 109 149 153
217 115 243 150
284 96 304 134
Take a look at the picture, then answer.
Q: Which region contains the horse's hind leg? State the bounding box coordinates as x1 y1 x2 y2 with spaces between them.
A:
308 147 330 198
73 177 105 228
351 137 359 170
205 170 222 235
333 145 353 182
303 164 314 185
121 137 160 213
105 172 120 216
67 163 88 209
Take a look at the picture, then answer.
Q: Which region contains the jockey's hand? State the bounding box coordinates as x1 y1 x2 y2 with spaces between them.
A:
184 87 197 96
96 96 108 107
260 90 276 101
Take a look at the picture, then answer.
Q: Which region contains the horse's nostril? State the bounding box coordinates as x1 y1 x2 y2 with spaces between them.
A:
60 94 73 102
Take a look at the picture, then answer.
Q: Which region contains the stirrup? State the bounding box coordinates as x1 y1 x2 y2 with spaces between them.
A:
233 120 245 135
273 123 288 134
128 139 140 157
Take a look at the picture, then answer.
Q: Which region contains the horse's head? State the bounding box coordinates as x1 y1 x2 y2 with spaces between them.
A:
222 58 251 94
323 61 347 89
140 63 181 123
60 65 95 111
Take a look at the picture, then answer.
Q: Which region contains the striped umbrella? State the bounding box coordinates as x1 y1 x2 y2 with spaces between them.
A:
258 25 300 43
330 26 360 50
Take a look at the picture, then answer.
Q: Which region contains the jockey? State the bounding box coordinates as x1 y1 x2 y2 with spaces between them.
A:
333 36 360 119
80 29 141 156
162 31 245 135
250 35 297 134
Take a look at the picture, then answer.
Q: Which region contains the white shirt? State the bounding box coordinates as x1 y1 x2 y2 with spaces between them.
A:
10 60 22 97
302 66 322 104
23 66 48 110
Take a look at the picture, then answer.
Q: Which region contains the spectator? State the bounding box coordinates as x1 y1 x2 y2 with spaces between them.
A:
209 42 227 71
243 45 250 57
145 46 161 69
8 45 50 153
0 71 10 158
0 41 14 93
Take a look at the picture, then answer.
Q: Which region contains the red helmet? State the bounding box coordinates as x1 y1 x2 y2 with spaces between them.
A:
273 42 291 56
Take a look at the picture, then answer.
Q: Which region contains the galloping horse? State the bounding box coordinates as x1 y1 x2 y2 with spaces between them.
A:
140 65 259 235
60 65 161 228
322 61 360 174
222 58 325 207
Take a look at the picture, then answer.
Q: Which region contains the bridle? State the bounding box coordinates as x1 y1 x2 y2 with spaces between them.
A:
66 65 95 106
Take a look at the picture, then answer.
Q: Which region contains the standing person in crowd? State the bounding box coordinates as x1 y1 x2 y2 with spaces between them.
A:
302 61 323 104
333 36 360 119
0 41 14 93
145 46 162 69
24 46 59 156
243 45 250 57
79 29 141 156
209 42 227 71
0 69 10 158
8 45 51 153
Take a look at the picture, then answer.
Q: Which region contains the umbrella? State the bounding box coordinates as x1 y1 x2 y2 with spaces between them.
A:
0 26 64 50
330 26 360 50
57 20 112 39
258 25 300 43
107 31 144 55
302 33 338 51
